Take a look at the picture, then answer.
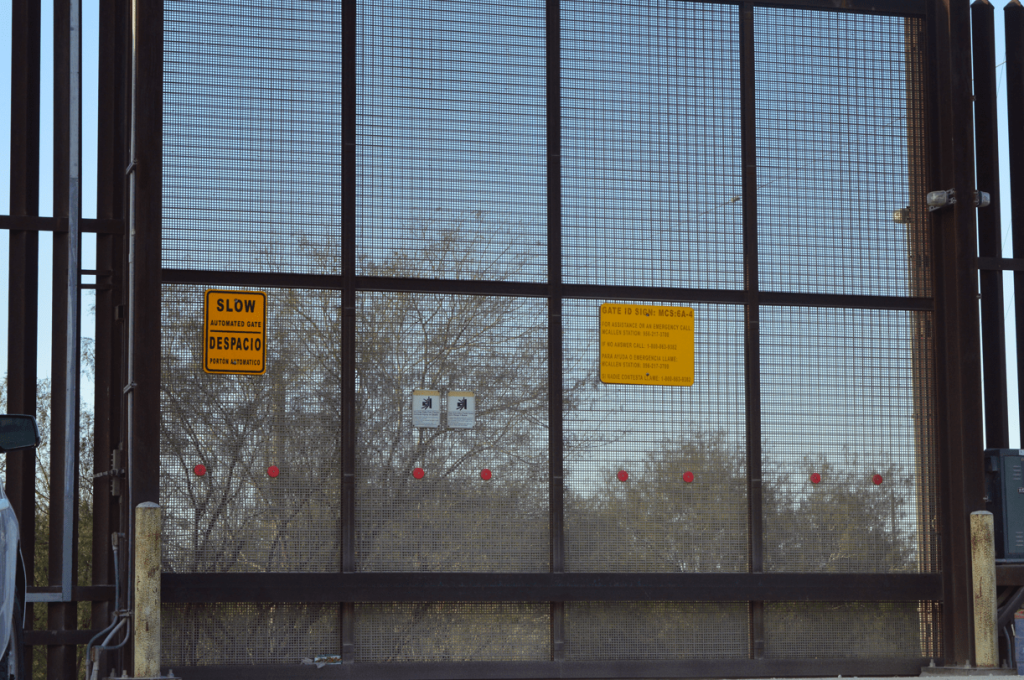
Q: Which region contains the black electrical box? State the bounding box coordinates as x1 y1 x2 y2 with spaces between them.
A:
985 448 1024 561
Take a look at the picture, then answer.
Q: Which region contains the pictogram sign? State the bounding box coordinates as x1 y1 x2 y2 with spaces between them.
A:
203 289 267 375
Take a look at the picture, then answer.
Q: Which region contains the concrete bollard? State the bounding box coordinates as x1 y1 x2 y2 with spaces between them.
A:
971 510 998 668
134 502 162 678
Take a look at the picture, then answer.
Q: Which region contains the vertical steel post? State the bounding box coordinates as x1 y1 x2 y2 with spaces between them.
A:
739 1 765 660
128 0 163 669
49 0 80 674
92 0 129 673
1007 1 1024 437
340 0 357 663
7 0 41 675
972 0 1009 449
546 0 566 661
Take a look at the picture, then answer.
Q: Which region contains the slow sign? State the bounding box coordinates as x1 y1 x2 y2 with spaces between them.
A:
203 289 267 375
599 303 694 386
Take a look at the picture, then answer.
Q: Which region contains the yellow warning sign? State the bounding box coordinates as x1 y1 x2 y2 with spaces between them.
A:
599 303 694 386
203 289 267 375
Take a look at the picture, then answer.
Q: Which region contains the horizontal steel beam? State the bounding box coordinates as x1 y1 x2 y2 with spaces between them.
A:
0 215 122 234
162 571 942 604
24 629 109 646
161 658 934 680
162 269 934 311
27 585 115 601
977 257 1024 272
996 565 1024 585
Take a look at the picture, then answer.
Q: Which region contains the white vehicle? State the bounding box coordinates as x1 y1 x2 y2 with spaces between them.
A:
0 415 37 680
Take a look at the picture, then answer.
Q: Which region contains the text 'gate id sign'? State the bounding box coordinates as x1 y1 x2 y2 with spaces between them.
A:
203 289 267 375
600 303 694 386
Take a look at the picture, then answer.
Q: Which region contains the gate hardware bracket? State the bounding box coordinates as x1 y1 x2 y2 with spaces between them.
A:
927 189 991 211
92 468 125 480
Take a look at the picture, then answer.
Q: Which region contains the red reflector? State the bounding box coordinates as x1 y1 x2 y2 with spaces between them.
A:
194 464 206 477
480 469 492 481
810 473 821 484
413 467 425 480
683 471 694 483
267 465 280 478
617 470 629 482
873 474 883 485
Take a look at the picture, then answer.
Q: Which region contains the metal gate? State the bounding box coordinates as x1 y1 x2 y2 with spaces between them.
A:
2 0 995 677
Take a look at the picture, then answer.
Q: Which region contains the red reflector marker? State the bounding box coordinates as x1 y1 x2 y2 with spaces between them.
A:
617 470 629 482
413 467 425 480
194 464 206 477
683 471 694 483
480 469 492 481
267 465 280 478
810 473 821 484
873 474 883 485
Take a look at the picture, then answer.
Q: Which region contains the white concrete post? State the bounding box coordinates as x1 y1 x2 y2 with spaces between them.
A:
134 502 161 677
971 510 998 667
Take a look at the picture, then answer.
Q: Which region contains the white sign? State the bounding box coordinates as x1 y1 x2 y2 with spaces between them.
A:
412 389 440 428
447 391 475 429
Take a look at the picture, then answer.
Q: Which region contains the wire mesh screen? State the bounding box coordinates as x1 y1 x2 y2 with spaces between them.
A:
355 292 549 571
161 284 342 573
162 603 340 665
754 10 929 297
355 603 550 661
563 300 747 572
163 0 345 274
760 307 938 573
764 602 942 660
356 0 547 282
562 0 743 290
565 602 749 660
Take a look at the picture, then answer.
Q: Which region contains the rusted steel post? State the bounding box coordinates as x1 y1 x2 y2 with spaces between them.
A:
133 502 161 677
971 511 998 667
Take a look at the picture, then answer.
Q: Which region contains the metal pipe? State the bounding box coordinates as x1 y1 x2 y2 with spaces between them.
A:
62 0 83 604
972 511 998 666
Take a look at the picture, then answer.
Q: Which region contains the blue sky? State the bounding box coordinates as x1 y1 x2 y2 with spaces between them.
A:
0 2 1019 446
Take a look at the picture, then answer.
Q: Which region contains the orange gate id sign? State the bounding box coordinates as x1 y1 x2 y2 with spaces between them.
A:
203 289 267 374
599 303 694 386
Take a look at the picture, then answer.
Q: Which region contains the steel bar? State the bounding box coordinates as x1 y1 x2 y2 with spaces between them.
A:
160 572 943 603
7 1 41 675
49 0 80 671
1008 0 1024 441
546 0 565 660
340 0 357 664
161 269 935 312
62 0 84 604
0 216 123 233
932 0 977 664
160 658 934 680
972 0 1009 448
739 1 765 661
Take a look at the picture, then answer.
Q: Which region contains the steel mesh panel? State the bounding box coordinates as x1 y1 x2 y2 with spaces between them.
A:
162 603 339 665
562 1 742 289
163 0 344 273
764 602 942 660
355 603 549 662
563 300 747 573
761 307 939 573
755 10 929 297
161 284 342 573
565 602 749 660
356 292 549 571
356 0 547 282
